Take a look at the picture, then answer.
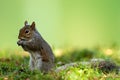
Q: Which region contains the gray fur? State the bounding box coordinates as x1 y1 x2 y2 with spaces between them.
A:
17 22 55 73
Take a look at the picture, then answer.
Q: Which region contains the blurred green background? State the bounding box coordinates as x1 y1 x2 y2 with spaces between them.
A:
0 0 120 49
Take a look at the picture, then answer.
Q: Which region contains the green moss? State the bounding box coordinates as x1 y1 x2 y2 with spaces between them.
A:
0 47 120 80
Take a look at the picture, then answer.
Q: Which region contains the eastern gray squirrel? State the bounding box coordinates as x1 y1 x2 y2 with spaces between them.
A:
17 21 55 73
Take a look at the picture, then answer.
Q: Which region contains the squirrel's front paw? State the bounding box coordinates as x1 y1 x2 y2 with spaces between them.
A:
17 40 23 46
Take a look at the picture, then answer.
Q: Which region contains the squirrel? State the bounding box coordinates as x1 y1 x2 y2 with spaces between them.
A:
17 21 55 73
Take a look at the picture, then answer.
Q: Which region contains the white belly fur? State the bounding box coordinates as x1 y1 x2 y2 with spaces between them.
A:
29 51 42 70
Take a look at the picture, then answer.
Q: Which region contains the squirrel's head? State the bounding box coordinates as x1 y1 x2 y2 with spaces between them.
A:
18 21 36 41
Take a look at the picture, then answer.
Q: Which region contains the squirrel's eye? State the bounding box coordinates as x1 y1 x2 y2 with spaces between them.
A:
25 30 30 34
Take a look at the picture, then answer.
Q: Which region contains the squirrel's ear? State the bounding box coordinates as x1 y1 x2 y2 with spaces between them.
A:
30 22 35 30
24 21 28 26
